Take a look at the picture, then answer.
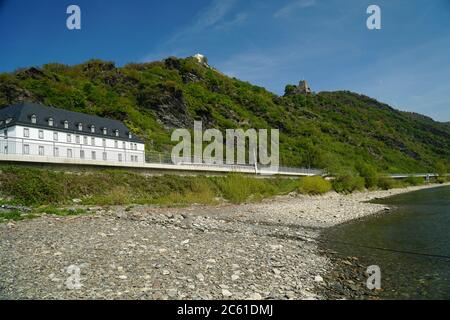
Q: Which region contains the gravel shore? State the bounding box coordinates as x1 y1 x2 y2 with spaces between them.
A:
0 183 447 300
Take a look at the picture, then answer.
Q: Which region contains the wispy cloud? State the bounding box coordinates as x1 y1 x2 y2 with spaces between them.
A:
214 13 248 31
142 0 242 62
168 0 239 43
274 0 316 18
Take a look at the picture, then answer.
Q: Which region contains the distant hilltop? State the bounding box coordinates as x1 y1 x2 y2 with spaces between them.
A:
0 56 449 173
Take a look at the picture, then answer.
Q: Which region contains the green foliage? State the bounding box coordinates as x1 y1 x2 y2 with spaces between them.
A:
332 174 365 193
435 160 448 176
404 176 425 186
377 177 402 190
298 176 332 195
213 174 278 203
0 166 301 206
356 162 379 189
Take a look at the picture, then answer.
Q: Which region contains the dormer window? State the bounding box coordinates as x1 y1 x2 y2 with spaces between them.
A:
5 118 12 124
90 125 95 133
114 130 119 137
31 114 37 124
64 120 69 129
48 118 54 126
102 128 107 135
77 123 83 131
128 132 132 139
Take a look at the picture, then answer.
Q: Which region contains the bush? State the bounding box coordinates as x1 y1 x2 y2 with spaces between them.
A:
332 175 365 193
356 163 379 189
404 176 425 186
298 176 332 195
377 177 402 190
213 174 278 203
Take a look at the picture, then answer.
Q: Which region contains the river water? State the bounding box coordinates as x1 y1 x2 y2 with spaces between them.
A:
324 185 450 299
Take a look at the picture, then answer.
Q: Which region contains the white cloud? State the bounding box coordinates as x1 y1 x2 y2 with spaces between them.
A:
141 0 241 63
274 0 316 18
214 13 248 30
168 0 239 43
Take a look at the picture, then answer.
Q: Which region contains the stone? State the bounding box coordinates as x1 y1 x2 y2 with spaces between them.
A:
249 292 262 300
196 273 205 282
222 289 232 297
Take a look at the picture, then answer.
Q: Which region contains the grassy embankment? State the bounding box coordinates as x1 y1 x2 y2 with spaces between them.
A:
0 166 448 223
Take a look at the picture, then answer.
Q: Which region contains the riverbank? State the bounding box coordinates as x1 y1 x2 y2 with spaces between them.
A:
0 183 448 300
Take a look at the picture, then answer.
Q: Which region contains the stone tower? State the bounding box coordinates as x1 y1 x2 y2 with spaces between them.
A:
297 80 312 94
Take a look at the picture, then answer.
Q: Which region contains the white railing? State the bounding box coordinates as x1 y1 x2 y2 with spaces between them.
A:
0 137 325 176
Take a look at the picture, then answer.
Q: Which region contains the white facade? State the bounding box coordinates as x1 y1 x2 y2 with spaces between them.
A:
0 125 145 164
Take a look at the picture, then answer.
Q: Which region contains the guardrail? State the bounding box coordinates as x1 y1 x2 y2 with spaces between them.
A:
0 138 325 177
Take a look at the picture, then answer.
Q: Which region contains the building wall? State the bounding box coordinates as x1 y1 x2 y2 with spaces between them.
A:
0 125 145 163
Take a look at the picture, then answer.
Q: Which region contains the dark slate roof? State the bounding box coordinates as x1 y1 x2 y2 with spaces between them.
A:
0 102 143 143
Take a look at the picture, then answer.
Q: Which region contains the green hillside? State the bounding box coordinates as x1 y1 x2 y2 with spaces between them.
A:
0 56 449 175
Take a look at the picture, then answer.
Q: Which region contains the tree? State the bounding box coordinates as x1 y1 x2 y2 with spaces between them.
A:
435 160 448 176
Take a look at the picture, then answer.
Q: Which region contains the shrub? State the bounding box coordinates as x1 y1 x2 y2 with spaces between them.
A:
332 175 365 193
377 177 401 190
298 176 332 195
404 176 425 186
214 174 278 203
356 163 379 189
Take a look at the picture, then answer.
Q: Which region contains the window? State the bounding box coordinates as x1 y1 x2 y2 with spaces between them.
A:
118 153 122 162
114 130 119 137
31 114 37 124
54 147 59 157
38 146 44 156
128 133 132 139
38 130 44 139
114 141 118 148
3 129 7 138
90 125 95 133
102 152 107 160
67 134 72 143
23 144 30 155
91 151 96 160
134 143 137 150
122 141 126 149
4 146 8 154
5 118 12 124
23 128 29 138
80 150 85 159
64 120 69 129
83 136 88 145
76 135 80 144
91 137 95 146
48 118 54 126
102 139 106 147
102 128 107 135
67 149 73 158
53 132 58 141
78 123 83 131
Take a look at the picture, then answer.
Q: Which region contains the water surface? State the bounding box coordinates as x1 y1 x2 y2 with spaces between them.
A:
324 186 450 299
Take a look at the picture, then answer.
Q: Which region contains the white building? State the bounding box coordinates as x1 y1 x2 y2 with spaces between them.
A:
0 102 145 164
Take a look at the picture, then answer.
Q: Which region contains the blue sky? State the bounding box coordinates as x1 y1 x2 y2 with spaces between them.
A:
1 0 449 121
